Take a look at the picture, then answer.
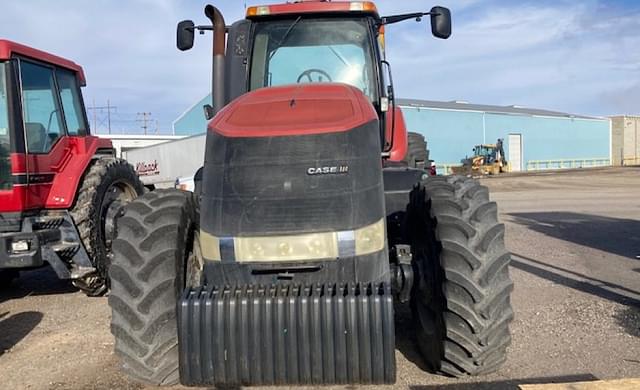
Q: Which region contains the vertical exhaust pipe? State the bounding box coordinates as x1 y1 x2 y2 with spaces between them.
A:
204 5 226 115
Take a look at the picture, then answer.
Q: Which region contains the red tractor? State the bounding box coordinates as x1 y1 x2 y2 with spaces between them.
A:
109 1 513 386
0 40 143 296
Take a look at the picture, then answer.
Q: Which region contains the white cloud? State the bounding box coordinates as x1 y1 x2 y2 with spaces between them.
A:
1 0 638 132
387 1 640 116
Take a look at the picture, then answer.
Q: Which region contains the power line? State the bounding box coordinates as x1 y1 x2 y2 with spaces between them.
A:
87 99 117 134
136 112 153 135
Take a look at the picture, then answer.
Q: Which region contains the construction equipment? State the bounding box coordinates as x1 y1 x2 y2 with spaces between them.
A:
451 139 509 176
0 40 143 295
109 1 513 386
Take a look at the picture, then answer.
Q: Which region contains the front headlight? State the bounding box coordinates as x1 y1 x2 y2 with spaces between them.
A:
354 218 385 256
235 232 339 262
200 218 385 262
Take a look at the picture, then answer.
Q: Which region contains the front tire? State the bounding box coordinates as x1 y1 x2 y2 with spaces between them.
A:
407 175 514 376
109 189 199 386
70 158 144 296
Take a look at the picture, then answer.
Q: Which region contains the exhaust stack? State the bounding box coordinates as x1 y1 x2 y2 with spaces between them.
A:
204 5 226 115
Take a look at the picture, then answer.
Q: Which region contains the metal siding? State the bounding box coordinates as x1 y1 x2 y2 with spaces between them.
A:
400 107 483 164
400 105 610 170
125 134 206 187
173 94 211 136
485 114 610 168
174 98 612 171
611 117 624 166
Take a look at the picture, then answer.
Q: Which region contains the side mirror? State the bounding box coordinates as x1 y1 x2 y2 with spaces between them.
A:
177 20 195 51
430 6 451 39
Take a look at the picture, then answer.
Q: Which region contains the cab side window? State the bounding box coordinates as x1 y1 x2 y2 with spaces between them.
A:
20 61 64 153
56 69 87 136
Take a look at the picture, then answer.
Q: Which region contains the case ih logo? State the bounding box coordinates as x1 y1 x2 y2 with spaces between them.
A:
135 160 160 176
307 165 349 175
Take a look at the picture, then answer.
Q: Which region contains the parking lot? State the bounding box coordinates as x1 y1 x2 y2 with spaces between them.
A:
1 167 639 390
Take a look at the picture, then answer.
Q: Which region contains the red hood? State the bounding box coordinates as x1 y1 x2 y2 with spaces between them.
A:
208 83 378 138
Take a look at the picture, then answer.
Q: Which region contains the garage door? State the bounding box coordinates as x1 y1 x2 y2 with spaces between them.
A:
508 134 522 172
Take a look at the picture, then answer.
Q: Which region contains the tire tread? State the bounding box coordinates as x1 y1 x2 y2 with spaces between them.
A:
412 175 514 377
109 189 194 386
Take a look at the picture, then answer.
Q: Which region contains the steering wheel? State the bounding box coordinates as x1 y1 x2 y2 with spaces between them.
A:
296 68 332 83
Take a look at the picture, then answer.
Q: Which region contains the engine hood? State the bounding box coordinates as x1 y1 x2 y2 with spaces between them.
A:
208 83 378 138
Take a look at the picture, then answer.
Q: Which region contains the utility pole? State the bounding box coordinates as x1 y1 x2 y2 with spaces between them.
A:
107 99 112 134
92 98 97 132
136 112 152 135
87 99 117 133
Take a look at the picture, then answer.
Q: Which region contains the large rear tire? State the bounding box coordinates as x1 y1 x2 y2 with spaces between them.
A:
407 175 513 376
404 132 430 169
70 158 144 296
108 189 200 386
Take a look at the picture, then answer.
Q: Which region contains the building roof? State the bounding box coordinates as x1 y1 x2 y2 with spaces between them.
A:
397 98 604 121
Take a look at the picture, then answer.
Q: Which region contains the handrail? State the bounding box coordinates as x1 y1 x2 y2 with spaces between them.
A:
526 158 610 171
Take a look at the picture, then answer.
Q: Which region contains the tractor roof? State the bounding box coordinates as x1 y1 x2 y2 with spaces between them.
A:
0 39 86 86
246 0 380 19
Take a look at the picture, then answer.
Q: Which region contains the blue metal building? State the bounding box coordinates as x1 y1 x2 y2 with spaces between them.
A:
173 95 611 172
398 99 611 172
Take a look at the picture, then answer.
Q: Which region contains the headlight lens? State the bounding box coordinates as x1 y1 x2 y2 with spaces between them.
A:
354 218 385 255
235 232 339 262
201 218 385 262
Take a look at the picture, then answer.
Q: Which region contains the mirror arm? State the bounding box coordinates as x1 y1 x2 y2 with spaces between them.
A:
194 25 212 33
192 25 231 33
380 11 436 26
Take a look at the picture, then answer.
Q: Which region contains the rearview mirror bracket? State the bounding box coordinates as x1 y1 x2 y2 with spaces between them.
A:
379 6 451 39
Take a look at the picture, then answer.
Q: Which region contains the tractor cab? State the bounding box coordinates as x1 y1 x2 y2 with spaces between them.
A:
178 1 450 158
0 40 143 295
0 40 99 214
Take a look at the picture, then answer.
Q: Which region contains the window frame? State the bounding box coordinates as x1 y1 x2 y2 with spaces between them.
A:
0 62 12 190
16 57 69 154
55 67 90 137
248 16 384 104
0 62 11 150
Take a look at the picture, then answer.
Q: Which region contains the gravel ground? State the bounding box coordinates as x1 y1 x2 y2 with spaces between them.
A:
0 167 638 389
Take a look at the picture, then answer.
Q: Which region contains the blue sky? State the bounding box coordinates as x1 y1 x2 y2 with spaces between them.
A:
1 0 638 134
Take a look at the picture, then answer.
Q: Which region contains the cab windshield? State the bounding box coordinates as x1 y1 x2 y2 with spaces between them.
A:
249 18 378 102
475 146 494 157
475 146 497 162
0 63 11 190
